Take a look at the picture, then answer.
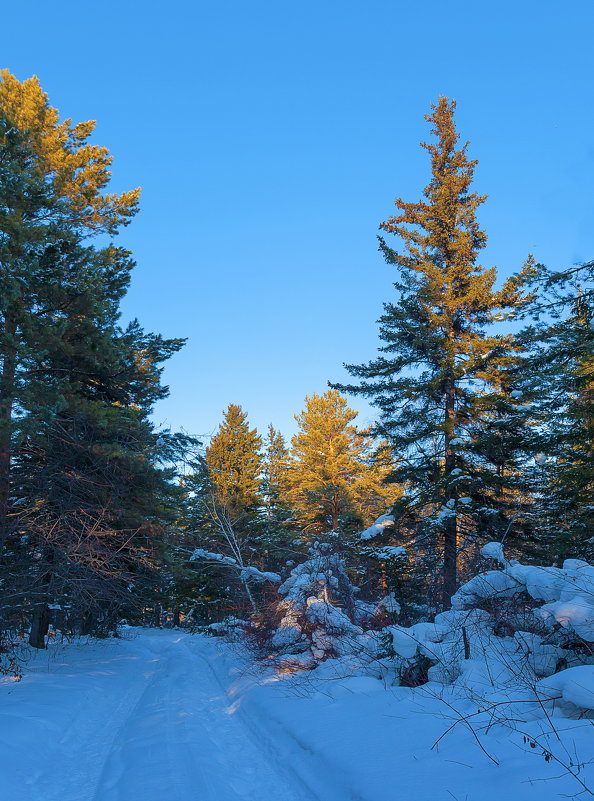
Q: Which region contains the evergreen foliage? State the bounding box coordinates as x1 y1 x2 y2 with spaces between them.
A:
289 389 393 535
0 70 187 645
514 261 594 562
205 404 263 519
264 541 364 670
262 424 292 522
3 71 593 651
334 98 533 607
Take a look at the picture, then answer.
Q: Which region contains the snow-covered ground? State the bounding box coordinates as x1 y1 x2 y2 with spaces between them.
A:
0 631 305 801
1 629 592 801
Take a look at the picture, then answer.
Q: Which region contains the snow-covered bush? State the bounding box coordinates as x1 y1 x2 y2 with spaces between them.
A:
262 542 392 671
0 629 21 680
380 542 594 702
205 616 255 641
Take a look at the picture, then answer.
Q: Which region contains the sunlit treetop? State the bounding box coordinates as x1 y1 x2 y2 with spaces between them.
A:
0 69 139 234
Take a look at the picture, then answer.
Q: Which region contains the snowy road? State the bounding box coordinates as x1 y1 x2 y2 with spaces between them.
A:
4 628 588 801
1 631 312 801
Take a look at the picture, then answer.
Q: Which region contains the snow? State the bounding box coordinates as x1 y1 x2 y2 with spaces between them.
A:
207 616 252 634
537 665 594 710
386 624 420 658
190 550 281 583
0 631 303 801
238 565 281 583
535 595 594 640
229 641 594 801
453 548 594 617
358 513 395 541
189 548 237 565
2 629 594 800
481 540 508 565
377 592 400 614
305 600 362 634
437 505 457 521
368 545 406 560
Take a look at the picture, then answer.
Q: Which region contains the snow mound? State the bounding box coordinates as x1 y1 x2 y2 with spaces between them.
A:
537 666 594 710
453 549 594 617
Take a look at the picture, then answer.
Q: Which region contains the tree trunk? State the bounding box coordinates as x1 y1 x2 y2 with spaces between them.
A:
81 611 94 636
29 603 50 649
0 315 16 541
331 494 339 531
442 377 457 608
153 604 162 627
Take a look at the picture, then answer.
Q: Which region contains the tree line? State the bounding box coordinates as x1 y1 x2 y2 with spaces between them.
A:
174 393 395 623
1 72 593 659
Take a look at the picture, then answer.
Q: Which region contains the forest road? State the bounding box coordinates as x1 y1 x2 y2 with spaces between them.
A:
1 630 315 801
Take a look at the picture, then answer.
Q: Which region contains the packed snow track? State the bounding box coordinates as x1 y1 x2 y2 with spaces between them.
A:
0 631 313 801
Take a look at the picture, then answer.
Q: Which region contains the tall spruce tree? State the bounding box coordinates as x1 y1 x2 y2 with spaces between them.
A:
262 424 292 521
0 70 139 541
514 261 594 562
0 71 187 645
205 404 263 519
290 389 392 535
334 98 532 606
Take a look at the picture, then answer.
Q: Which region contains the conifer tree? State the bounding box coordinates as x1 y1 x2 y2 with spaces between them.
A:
205 404 263 519
186 410 288 621
0 71 188 644
334 98 532 606
515 261 594 562
290 389 392 534
0 70 140 540
262 424 292 521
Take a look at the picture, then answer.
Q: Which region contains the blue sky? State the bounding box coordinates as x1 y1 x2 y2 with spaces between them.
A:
3 1 594 440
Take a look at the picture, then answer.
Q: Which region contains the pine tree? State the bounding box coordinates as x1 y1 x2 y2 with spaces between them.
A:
0 70 138 232
0 71 188 645
205 404 263 519
5 235 188 644
290 389 393 535
0 70 139 540
262 424 292 521
185 409 286 621
334 98 532 606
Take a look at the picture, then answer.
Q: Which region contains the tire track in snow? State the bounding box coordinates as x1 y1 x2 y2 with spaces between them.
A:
28 638 166 801
90 633 311 801
185 638 322 801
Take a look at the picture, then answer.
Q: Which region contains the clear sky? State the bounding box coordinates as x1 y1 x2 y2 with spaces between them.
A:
3 1 594 441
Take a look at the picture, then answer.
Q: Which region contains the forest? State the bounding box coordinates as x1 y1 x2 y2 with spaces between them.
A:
2 68 594 801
